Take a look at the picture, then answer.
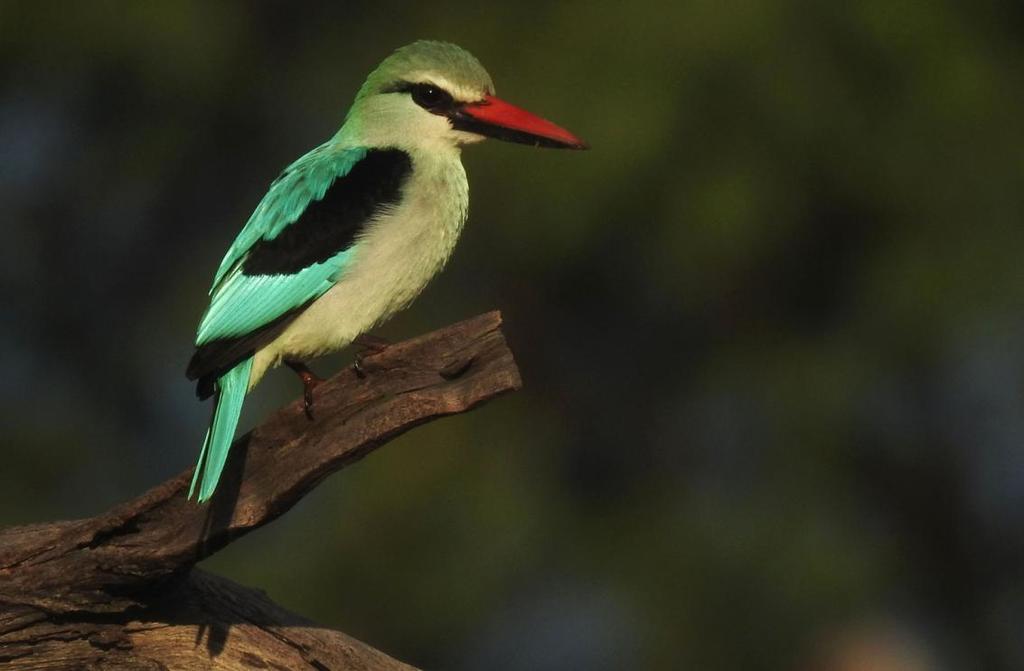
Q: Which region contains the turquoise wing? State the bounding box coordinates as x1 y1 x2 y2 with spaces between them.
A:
195 144 368 347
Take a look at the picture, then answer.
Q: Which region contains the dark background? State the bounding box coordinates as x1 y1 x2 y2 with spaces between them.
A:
3 2 1023 669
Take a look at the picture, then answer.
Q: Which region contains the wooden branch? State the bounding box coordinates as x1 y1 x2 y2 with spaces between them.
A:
0 312 521 669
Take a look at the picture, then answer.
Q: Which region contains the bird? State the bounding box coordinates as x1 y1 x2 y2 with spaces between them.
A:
184 40 587 502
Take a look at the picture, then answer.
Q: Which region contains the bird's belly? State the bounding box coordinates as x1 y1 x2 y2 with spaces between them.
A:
275 257 433 357
267 219 462 365
247 152 469 388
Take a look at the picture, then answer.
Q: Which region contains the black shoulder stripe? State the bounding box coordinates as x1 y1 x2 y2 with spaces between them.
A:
186 304 308 399
241 149 413 276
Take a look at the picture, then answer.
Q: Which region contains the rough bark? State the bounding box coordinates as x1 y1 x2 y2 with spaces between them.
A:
0 312 521 670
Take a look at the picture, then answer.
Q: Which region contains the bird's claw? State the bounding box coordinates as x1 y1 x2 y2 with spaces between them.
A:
303 384 317 420
352 355 367 379
285 360 323 421
352 333 391 379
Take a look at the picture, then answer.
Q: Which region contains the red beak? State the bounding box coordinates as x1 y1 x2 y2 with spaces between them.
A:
450 94 588 150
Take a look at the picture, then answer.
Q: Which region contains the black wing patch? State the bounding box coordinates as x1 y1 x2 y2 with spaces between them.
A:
186 148 413 398
241 149 413 276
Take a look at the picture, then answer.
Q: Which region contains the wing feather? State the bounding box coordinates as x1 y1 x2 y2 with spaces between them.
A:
186 144 412 391
210 145 368 290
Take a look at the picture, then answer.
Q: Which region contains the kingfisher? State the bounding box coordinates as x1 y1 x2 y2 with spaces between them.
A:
184 40 586 502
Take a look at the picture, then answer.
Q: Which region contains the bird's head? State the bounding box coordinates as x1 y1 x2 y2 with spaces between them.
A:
341 41 587 153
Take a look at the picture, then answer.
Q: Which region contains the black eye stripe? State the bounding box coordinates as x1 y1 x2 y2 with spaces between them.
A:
411 83 454 111
385 81 456 114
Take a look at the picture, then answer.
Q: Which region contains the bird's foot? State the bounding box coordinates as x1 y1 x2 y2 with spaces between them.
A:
285 360 323 420
352 334 392 379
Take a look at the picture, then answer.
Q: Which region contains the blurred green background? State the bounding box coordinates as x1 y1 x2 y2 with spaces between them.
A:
3 1 1023 669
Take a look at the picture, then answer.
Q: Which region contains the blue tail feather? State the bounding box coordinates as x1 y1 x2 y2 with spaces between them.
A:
189 357 254 502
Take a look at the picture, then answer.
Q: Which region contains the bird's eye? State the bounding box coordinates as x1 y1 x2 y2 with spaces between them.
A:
410 83 454 112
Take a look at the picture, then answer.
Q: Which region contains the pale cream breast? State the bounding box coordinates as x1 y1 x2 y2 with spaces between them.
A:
248 148 469 388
